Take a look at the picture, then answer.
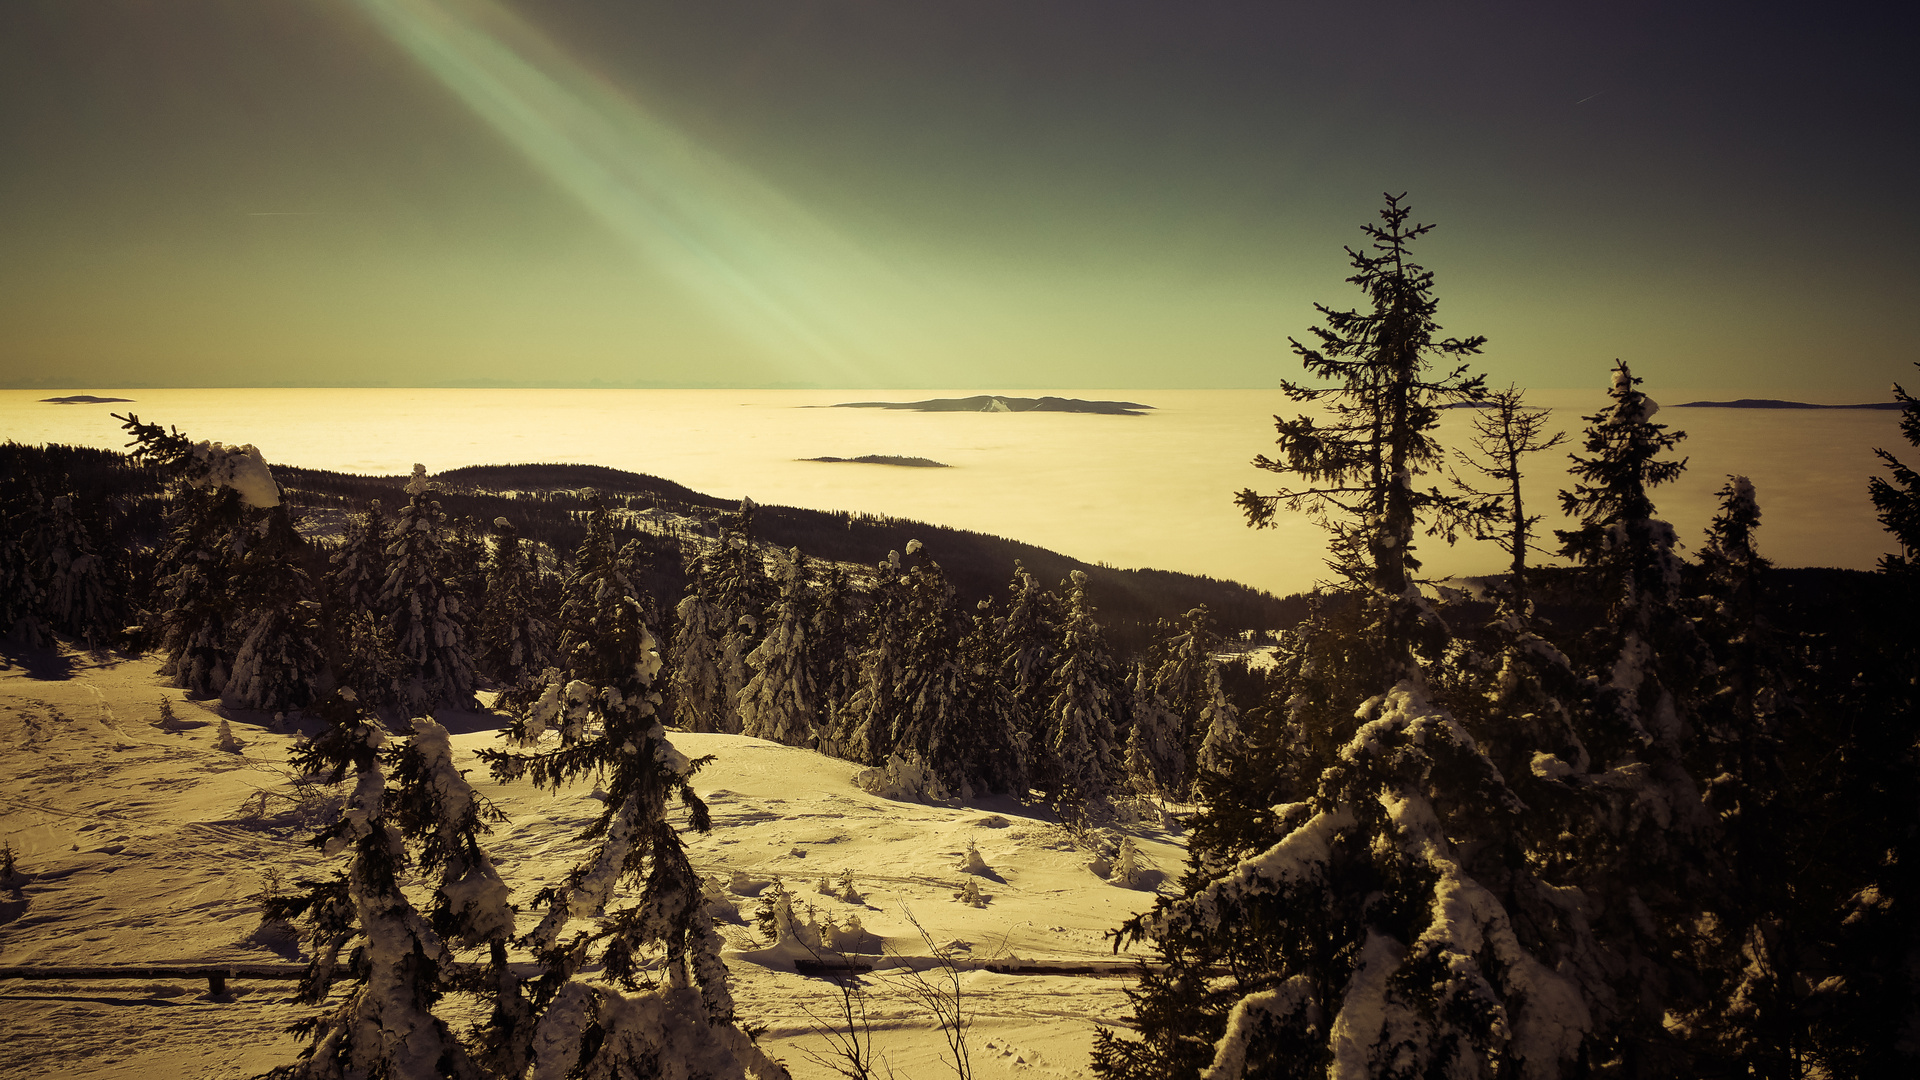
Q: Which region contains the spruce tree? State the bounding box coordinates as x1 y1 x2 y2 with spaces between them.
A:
999 562 1060 764
225 502 327 712
440 516 490 636
1870 363 1920 575
1234 193 1490 679
888 544 1025 798
1149 605 1216 795
1551 361 1721 1074
806 560 861 750
121 416 261 696
1813 367 1920 1073
738 547 819 747
1123 662 1185 800
329 501 392 616
669 551 734 734
476 516 552 706
840 548 913 766
480 518 782 1079
1100 196 1594 1080
378 466 478 716
37 493 117 646
0 486 51 647
264 691 509 1080
953 597 1029 797
1046 570 1120 820
1191 662 1244 779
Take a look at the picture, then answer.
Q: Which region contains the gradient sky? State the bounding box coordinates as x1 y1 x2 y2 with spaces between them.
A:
1 1 1913 392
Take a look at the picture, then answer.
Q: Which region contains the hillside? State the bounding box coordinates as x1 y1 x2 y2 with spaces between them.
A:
0 645 1183 1079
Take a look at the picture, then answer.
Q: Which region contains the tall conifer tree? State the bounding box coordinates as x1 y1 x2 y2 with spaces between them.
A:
476 516 552 705
378 466 478 716
1100 196 1592 1080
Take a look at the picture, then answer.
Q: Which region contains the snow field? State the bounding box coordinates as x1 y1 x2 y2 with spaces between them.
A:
0 649 1188 1079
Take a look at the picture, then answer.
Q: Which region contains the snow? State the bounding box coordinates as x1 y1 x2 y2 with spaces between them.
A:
1 645 1188 1079
189 441 280 508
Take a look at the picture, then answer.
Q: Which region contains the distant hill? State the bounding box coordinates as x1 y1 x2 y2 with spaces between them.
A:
802 455 949 468
832 395 1153 416
1670 398 1904 410
39 395 134 405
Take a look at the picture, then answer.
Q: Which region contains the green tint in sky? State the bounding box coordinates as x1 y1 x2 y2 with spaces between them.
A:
0 1 1913 392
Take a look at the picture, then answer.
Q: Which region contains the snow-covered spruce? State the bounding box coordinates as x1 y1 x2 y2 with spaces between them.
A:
1551 361 1723 1069
1123 662 1185 801
329 500 392 617
668 515 765 735
842 542 1025 799
36 493 117 646
377 466 479 716
122 416 288 696
481 507 784 1079
225 501 327 712
262 691 508 1080
1192 663 1244 780
672 502 769 735
1045 570 1121 820
997 561 1061 772
475 516 553 706
1148 605 1216 794
837 549 910 767
738 546 818 746
0 485 51 646
1117 685 1588 1080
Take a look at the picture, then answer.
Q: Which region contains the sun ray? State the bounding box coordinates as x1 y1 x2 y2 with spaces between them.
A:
350 0 924 384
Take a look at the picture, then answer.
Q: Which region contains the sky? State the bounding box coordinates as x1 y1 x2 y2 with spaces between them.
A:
0 0 1913 393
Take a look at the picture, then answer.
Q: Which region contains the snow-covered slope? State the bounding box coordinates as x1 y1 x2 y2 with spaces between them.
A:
0 647 1187 1079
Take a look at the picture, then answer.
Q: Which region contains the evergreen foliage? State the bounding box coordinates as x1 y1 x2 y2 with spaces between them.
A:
479 527 782 1080
1234 192 1489 681
36 493 117 645
1148 605 1216 794
840 548 914 767
739 547 820 747
378 466 479 716
475 516 552 706
1101 196 1592 1080
1551 363 1722 1074
999 562 1061 779
225 503 327 712
1191 663 1244 780
263 691 509 1080
0 485 52 647
1123 662 1185 800
122 415 258 696
806 560 861 747
329 501 391 616
1870 364 1920 576
669 550 734 734
1045 570 1120 819
1452 385 1567 602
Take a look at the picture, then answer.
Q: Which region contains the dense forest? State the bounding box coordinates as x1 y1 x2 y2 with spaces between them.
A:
1 193 1915 1078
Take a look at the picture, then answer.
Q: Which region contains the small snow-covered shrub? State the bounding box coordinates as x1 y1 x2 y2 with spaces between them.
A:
729 869 774 896
853 751 950 801
822 911 868 952
959 839 991 876
836 869 864 905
